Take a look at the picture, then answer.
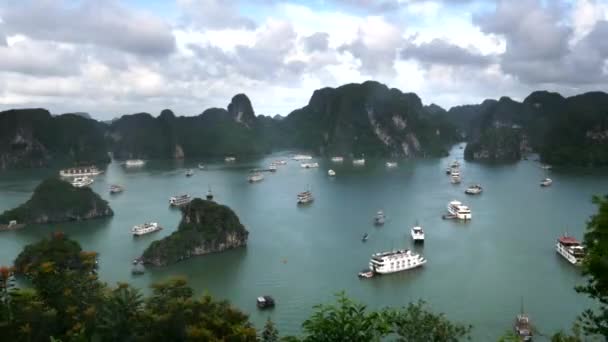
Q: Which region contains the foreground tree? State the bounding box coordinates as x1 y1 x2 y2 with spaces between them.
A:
577 195 608 338
388 300 471 341
260 317 279 342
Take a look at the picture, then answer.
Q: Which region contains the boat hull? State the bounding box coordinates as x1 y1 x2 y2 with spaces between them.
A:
370 259 426 274
556 243 582 265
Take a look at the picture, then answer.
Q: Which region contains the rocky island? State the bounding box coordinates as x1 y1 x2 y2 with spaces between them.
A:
0 178 113 225
141 198 249 266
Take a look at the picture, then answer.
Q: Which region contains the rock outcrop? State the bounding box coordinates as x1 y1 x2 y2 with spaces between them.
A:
141 198 248 266
0 178 113 225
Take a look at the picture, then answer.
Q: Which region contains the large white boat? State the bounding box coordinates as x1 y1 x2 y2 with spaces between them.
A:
125 159 145 167
451 174 461 184
132 222 162 236
353 159 365 166
59 166 103 177
386 161 398 168
301 162 319 168
556 235 585 265
71 176 94 188
450 168 460 178
447 200 472 220
328 169 336 177
411 224 425 243
225 156 236 162
465 184 483 195
297 190 314 204
331 156 344 163
368 249 427 274
169 194 192 207
540 178 553 187
248 172 264 183
451 160 460 168
293 154 313 161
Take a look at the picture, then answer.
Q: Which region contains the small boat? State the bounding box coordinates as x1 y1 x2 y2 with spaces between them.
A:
0 220 25 232
556 234 585 265
198 163 205 170
125 159 145 167
225 156 236 162
411 224 424 243
301 162 319 168
206 187 214 201
386 162 398 168
292 154 313 161
514 300 533 341
445 168 452 175
540 164 552 170
358 270 374 278
374 211 385 226
362 233 369 242
257 296 275 309
447 200 471 220
110 185 124 194
353 158 365 166
71 176 94 188
248 172 264 183
451 160 460 168
297 190 314 204
268 164 278 172
185 169 194 177
465 184 483 195
59 166 103 177
131 262 145 275
328 169 336 177
451 174 461 184
540 178 552 187
331 156 344 163
274 160 287 165
132 222 162 236
169 194 192 207
368 249 427 274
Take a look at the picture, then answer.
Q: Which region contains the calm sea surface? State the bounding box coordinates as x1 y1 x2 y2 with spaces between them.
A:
1 144 606 340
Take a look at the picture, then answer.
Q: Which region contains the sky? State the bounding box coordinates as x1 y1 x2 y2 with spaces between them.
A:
0 0 607 119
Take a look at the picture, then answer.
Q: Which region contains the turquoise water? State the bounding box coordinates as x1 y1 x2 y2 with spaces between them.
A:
0 144 605 340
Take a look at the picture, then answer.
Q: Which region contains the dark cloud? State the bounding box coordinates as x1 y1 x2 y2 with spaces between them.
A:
0 0 176 57
177 0 256 30
302 32 330 53
401 39 494 67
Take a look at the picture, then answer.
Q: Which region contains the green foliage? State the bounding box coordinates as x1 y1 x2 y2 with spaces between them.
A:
387 300 472 341
261 317 279 342
576 195 608 337
96 283 144 342
142 198 248 266
496 331 520 342
464 127 522 162
13 231 87 274
0 178 113 224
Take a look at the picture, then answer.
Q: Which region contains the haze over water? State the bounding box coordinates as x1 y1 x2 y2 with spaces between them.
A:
1 144 606 340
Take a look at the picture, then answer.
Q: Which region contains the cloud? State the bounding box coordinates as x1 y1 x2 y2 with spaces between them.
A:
177 0 256 30
0 0 175 56
0 39 83 76
401 38 494 67
302 32 330 52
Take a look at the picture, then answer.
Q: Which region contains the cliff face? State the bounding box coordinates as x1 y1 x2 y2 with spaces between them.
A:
142 198 248 266
0 178 113 225
0 109 109 169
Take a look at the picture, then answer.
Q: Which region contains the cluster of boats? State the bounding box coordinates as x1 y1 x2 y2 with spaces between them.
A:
59 166 102 188
446 160 461 184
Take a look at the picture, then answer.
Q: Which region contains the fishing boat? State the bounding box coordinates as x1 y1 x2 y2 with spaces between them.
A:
447 200 472 220
125 159 145 167
248 172 264 183
59 166 103 177
257 296 275 309
386 161 398 168
169 194 192 207
556 234 585 265
411 224 424 243
185 169 194 177
328 169 336 177
331 156 344 163
70 176 94 188
109 185 124 194
353 158 366 166
540 178 553 187
362 233 369 242
374 211 385 226
465 184 483 195
514 299 533 341
368 249 427 274
131 222 162 236
206 187 214 201
297 190 314 204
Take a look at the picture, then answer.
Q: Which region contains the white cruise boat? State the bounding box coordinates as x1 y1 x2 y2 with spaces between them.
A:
185 169 194 177
297 190 314 204
447 200 472 220
386 162 398 168
451 160 460 168
71 176 94 188
300 162 319 168
60 166 103 178
274 160 287 165
110 185 124 194
556 235 585 265
198 163 205 170
465 184 483 195
225 156 236 162
368 249 426 274
293 154 313 161
248 172 264 183
451 174 461 184
132 222 162 236
331 156 344 163
169 194 192 207
411 225 425 243
125 159 145 167
268 164 278 172
328 169 336 177
540 178 553 187
374 211 385 226
353 158 365 166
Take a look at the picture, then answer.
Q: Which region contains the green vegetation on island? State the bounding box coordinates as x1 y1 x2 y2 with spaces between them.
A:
0 178 113 225
142 198 248 266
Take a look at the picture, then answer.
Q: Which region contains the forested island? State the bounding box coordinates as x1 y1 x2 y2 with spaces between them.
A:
0 178 113 225
142 198 249 266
